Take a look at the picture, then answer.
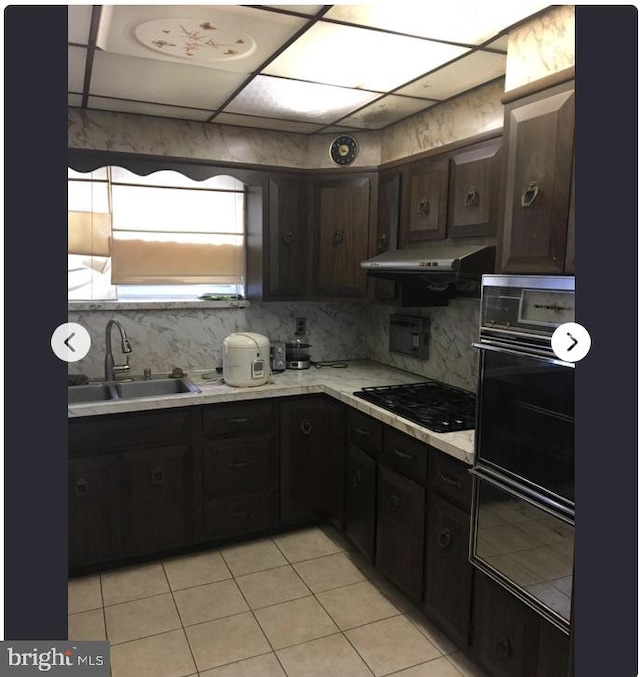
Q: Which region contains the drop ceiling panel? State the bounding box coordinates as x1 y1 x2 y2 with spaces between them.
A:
213 113 323 134
69 93 83 107
90 50 247 109
339 95 437 129
87 97 214 122
69 46 88 92
96 4 307 73
263 22 469 91
68 5 93 45
263 6 325 16
396 51 507 101
224 75 380 124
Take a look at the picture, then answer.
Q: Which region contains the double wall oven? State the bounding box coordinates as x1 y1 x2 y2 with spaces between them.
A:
470 275 575 634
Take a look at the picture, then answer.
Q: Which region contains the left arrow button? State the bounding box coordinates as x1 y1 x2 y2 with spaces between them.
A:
51 323 91 362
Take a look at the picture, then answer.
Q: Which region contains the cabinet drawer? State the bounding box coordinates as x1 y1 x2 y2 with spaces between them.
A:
429 451 472 510
382 428 428 486
204 433 276 497
202 401 277 437
347 409 383 459
69 409 193 456
204 487 277 540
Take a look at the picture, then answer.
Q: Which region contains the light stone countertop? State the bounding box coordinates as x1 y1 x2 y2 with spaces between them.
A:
68 360 476 465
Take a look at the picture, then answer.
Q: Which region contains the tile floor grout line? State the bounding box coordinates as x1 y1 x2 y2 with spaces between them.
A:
311 589 403 632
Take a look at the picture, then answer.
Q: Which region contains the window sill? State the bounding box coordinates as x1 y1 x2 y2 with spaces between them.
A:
68 299 251 311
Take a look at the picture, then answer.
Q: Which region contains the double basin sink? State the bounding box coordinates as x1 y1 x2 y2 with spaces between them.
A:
68 375 201 404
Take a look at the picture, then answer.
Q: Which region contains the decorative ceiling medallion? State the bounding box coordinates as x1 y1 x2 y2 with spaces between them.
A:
134 18 256 63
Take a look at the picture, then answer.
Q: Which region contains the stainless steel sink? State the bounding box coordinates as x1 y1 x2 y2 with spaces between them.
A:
68 376 201 404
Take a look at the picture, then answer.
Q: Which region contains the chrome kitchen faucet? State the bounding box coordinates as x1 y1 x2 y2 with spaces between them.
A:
104 319 132 382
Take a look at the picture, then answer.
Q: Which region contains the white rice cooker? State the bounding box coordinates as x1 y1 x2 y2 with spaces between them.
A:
222 332 271 387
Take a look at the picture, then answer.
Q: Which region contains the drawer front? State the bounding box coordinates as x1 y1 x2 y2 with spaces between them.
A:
69 409 192 456
429 451 472 510
204 487 277 540
202 401 277 437
347 409 383 459
382 427 428 486
204 433 276 497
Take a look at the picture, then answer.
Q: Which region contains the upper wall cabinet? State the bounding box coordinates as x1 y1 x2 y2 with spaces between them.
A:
311 173 378 298
448 136 503 238
375 170 401 300
400 156 449 245
497 79 575 274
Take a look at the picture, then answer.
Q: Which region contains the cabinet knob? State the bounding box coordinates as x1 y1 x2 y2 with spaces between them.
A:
438 527 452 548
417 197 430 215
495 636 512 658
464 187 479 208
151 468 165 485
388 494 401 512
300 419 312 436
75 479 89 496
231 507 252 519
352 469 362 487
438 471 461 489
521 181 540 208
378 232 388 251
332 230 344 245
282 230 295 245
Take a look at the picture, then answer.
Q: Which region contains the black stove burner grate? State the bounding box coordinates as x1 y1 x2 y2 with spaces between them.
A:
353 381 476 433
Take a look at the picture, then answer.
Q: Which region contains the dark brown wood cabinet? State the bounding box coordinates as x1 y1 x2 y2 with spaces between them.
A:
536 617 571 677
400 156 449 244
448 137 503 237
345 443 377 562
374 170 401 300
311 174 377 298
498 80 575 274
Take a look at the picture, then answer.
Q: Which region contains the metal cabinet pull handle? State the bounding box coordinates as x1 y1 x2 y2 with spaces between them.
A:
438 472 461 489
438 527 452 548
417 197 430 214
389 494 401 512
151 468 165 485
378 232 387 251
75 479 89 496
282 230 295 245
393 448 412 460
231 507 252 518
495 636 512 657
230 417 251 424
229 459 253 469
300 419 312 435
332 230 344 245
464 187 479 208
352 469 362 487
521 181 540 208
354 426 370 437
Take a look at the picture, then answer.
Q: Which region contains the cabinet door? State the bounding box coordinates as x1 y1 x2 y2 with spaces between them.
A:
375 171 400 300
267 176 309 298
121 443 199 556
499 81 575 274
536 619 570 677
424 492 473 648
449 137 502 237
473 572 540 677
345 444 377 562
280 398 325 523
312 175 375 297
321 398 346 528
401 156 449 243
69 454 122 568
375 465 425 601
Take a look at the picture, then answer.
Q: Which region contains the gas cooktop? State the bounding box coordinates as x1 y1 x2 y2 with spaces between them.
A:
353 381 476 433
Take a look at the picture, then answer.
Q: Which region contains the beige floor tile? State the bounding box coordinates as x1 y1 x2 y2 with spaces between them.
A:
174 579 249 627
344 550 380 580
221 539 288 577
293 552 366 593
163 550 232 591
68 575 103 614
445 652 489 677
68 609 106 642
101 563 169 606
405 612 458 656
273 527 343 563
235 565 311 609
185 612 271 672
110 628 196 677
317 581 400 630
199 653 286 677
371 575 420 614
320 525 355 552
346 615 441 676
105 593 181 644
254 596 339 650
388 656 464 676
277 633 373 677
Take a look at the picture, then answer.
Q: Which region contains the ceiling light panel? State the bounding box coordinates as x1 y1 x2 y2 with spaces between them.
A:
96 5 307 73
396 51 507 101
69 46 88 92
324 2 551 45
213 113 324 134
68 5 93 45
260 5 326 16
224 75 380 124
339 95 437 129
263 22 469 91
90 50 247 109
88 97 214 122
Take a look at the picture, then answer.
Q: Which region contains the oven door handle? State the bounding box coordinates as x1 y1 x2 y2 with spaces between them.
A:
472 341 575 368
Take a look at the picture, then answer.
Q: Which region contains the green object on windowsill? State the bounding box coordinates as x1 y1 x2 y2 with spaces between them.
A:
199 294 244 301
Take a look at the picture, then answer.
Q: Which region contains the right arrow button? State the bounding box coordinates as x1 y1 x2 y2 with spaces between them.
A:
551 323 591 362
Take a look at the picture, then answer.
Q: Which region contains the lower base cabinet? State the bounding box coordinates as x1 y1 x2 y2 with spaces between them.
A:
345 443 377 561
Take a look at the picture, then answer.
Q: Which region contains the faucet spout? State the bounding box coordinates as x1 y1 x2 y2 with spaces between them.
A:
105 319 133 382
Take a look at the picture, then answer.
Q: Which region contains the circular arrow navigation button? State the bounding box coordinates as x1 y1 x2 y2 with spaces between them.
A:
551 322 591 363
51 322 91 362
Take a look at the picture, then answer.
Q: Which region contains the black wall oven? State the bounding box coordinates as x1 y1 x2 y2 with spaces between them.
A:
470 275 575 634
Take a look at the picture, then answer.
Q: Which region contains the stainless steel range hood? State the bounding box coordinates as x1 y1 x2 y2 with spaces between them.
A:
361 244 496 306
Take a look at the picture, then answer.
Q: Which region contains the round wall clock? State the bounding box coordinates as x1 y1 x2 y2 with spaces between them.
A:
329 135 358 166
